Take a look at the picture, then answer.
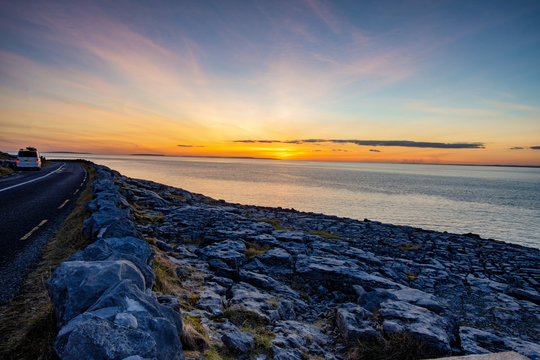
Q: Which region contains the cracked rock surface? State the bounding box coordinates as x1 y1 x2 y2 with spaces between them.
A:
54 164 540 360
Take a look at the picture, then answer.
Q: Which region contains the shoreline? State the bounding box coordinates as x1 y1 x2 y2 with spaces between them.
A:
47 163 540 359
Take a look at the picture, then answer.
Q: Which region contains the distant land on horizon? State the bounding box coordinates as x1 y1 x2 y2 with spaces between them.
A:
36 151 540 168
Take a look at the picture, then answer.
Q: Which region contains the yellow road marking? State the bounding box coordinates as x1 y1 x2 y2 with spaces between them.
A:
58 199 69 209
20 219 48 241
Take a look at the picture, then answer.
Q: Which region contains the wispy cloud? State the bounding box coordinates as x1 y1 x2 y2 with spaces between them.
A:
234 139 485 149
370 149 381 152
177 144 204 148
510 147 524 150
531 146 540 150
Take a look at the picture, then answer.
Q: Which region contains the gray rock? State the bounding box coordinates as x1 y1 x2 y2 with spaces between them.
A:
69 237 155 288
156 240 173 252
336 303 377 343
114 312 138 329
229 283 274 318
239 270 298 298
272 346 303 360
158 294 181 312
54 313 157 360
88 280 184 360
48 260 146 325
207 258 236 279
379 300 453 354
274 300 296 321
389 287 445 314
83 208 140 240
199 240 246 268
295 255 400 291
359 288 398 312
221 331 254 354
196 289 224 316
254 248 294 277
507 287 540 305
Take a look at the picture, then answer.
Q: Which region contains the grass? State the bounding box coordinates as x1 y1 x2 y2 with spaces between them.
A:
168 193 185 201
133 211 164 225
346 333 444 360
221 308 274 358
245 241 271 259
404 272 419 281
0 166 14 177
204 345 235 360
0 162 96 360
310 230 342 240
222 308 269 328
151 248 182 295
181 314 209 352
258 218 292 230
248 325 275 357
379 240 424 251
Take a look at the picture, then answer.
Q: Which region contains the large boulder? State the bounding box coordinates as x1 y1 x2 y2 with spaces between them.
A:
335 303 378 343
388 287 445 314
221 331 254 354
54 313 157 360
229 282 275 319
86 280 184 360
48 260 146 325
379 300 453 354
83 207 140 240
69 237 155 288
198 240 246 268
253 248 294 277
295 255 400 292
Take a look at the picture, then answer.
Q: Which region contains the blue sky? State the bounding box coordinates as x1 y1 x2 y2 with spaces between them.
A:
1 0 539 164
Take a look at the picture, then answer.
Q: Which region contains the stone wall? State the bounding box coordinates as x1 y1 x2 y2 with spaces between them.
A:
47 165 184 360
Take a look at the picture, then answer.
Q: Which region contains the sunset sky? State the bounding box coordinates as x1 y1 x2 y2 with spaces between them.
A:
1 0 539 165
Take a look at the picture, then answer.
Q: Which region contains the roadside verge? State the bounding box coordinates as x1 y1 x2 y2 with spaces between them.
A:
0 162 96 359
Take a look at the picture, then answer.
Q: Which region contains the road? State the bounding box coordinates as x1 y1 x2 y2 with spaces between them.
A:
0 161 87 269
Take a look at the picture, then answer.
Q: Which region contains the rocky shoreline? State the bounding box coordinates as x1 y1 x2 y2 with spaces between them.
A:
47 163 540 359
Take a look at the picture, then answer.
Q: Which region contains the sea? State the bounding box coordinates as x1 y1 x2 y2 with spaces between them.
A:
45 153 540 249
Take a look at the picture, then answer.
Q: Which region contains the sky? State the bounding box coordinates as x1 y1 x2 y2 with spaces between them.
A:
1 0 539 165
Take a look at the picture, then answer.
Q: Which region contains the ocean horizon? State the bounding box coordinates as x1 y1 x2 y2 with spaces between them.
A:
45 153 540 249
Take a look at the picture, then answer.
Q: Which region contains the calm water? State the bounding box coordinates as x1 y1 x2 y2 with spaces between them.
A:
46 153 540 249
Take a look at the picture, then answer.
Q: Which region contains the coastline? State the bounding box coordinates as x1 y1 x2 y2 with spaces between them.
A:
47 163 540 359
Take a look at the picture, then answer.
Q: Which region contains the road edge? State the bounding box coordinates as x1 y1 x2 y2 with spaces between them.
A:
0 161 96 359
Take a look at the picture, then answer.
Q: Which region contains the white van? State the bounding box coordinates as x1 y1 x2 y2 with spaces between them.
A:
16 147 41 170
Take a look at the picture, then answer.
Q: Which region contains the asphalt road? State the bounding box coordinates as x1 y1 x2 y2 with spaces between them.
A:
0 161 87 269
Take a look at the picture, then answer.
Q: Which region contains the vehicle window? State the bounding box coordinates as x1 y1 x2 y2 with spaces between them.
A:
18 151 38 157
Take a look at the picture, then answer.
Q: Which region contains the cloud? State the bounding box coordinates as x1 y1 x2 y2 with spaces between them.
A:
177 144 204 148
369 149 381 152
509 147 524 150
235 139 485 149
531 146 540 150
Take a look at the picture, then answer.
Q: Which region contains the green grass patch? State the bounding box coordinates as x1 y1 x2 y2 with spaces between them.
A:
152 252 181 295
0 162 95 360
204 344 235 360
310 230 342 240
245 241 271 259
258 218 292 230
247 325 275 357
0 166 13 177
222 308 269 328
404 272 419 281
168 193 185 201
134 211 164 225
181 314 209 352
